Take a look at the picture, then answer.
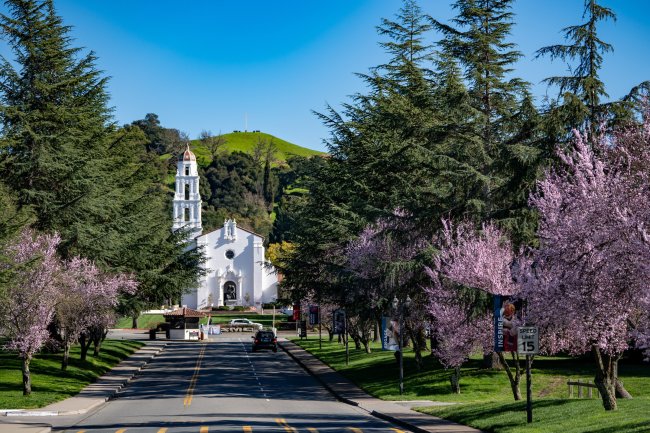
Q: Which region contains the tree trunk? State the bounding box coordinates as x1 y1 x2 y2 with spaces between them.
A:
593 346 618 410
61 340 71 371
352 335 361 350
79 334 91 361
613 360 632 399
328 331 334 342
615 378 632 399
497 351 522 400
22 356 32 396
132 315 138 329
482 352 503 369
450 365 461 394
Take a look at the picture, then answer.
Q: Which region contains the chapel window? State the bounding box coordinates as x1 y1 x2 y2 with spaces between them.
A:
184 208 190 222
185 166 189 176
184 184 190 200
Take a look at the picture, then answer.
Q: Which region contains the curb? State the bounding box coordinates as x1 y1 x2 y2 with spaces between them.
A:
278 340 360 407
0 342 167 417
279 340 482 433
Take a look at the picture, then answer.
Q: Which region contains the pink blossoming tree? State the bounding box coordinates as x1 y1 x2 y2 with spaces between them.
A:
346 211 430 362
0 229 61 395
425 219 520 397
56 257 137 370
522 126 650 410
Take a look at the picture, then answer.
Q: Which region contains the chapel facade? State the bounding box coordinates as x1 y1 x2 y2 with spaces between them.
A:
172 146 278 309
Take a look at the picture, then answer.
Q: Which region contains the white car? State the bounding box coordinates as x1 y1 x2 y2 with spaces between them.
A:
229 318 263 330
280 307 295 316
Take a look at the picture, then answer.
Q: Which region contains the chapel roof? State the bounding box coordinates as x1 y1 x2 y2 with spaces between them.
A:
182 144 196 162
197 223 265 241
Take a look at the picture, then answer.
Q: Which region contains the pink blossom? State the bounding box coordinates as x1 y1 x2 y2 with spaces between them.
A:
522 127 650 357
1 229 61 359
437 219 517 296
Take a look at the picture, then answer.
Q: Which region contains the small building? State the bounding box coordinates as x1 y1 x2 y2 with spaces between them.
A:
163 307 205 340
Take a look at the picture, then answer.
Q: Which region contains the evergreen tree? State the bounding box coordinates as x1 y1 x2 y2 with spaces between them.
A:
0 0 110 240
535 0 616 135
281 0 443 307
0 0 205 321
434 0 546 244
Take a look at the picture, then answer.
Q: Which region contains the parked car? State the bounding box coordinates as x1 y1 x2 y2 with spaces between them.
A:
229 318 263 330
251 330 277 352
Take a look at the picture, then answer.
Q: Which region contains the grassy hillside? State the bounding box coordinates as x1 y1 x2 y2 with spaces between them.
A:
189 131 324 166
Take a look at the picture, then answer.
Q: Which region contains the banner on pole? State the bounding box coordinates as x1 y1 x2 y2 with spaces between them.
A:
309 305 319 325
381 316 400 351
332 309 346 334
494 295 521 352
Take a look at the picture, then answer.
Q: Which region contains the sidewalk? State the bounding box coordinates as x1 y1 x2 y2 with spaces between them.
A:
279 339 482 433
0 341 167 433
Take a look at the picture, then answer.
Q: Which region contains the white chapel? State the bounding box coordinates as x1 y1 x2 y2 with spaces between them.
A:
172 146 278 309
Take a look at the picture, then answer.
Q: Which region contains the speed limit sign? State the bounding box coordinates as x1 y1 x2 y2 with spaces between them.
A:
517 326 539 355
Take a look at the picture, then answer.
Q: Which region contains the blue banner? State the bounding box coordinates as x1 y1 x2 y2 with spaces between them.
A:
381 316 399 351
494 295 503 352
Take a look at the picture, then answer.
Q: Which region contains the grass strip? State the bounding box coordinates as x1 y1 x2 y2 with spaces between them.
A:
0 339 144 409
291 336 650 433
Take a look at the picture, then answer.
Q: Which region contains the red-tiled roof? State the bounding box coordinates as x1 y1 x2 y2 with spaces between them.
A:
163 307 205 318
182 144 196 162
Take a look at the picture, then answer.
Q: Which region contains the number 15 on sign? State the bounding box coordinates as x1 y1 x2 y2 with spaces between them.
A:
517 326 539 355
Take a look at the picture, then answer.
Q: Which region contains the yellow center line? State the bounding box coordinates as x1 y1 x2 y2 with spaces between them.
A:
347 428 363 433
115 429 127 433
157 429 168 433
243 427 253 432
390 429 406 433
307 428 319 433
183 344 207 407
275 418 298 433
200 427 209 433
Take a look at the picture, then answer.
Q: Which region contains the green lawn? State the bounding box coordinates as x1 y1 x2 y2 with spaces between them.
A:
114 312 289 329
0 339 144 409
292 336 650 433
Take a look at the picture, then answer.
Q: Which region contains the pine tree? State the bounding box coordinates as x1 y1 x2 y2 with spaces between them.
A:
0 0 110 239
0 0 206 319
535 0 616 135
434 0 545 245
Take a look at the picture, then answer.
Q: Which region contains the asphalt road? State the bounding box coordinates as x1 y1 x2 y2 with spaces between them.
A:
50 337 408 433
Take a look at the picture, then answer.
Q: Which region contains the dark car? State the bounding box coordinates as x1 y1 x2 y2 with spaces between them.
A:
252 330 277 352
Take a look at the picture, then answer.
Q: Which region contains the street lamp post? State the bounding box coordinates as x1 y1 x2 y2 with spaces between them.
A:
392 295 411 395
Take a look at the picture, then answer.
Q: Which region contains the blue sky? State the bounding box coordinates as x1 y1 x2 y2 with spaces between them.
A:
2 0 649 152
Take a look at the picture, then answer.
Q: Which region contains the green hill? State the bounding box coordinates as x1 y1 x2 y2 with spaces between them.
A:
189 131 324 166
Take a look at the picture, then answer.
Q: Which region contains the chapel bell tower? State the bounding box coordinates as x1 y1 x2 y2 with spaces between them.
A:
172 145 202 237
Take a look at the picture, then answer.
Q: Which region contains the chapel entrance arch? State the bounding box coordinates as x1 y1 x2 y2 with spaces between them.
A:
223 281 237 303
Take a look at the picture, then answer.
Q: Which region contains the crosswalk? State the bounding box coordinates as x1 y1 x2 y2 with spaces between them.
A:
73 426 407 432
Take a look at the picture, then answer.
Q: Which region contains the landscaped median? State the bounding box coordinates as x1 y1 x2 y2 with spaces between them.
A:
0 340 143 410
291 336 650 433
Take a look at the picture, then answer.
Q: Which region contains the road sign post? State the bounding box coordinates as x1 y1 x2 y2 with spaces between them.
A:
518 326 539 424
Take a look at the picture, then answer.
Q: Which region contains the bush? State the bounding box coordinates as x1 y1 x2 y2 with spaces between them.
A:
216 306 231 311
233 306 246 311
